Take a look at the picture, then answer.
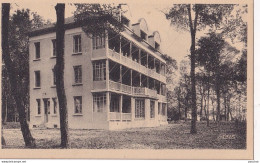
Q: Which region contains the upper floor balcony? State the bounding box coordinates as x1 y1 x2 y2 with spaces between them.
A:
92 60 167 99
91 32 166 84
93 80 158 99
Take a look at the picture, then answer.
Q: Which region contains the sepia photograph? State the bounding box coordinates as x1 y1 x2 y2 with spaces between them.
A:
0 0 253 159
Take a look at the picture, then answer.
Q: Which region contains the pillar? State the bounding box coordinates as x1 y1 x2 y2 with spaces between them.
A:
154 101 159 125
120 95 123 122
106 92 110 121
130 42 132 59
120 65 122 83
139 73 142 87
145 99 150 124
106 59 109 90
131 97 135 121
146 53 149 68
138 49 141 64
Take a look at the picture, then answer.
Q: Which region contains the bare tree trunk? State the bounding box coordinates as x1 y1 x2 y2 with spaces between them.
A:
206 74 210 126
55 3 70 148
211 98 215 121
187 4 199 134
1 126 6 146
178 91 181 120
200 91 203 120
184 105 188 122
2 3 36 148
227 96 230 121
224 93 227 121
203 95 207 120
215 71 221 125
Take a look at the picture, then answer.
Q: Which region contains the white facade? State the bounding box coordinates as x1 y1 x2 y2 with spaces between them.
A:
29 17 168 130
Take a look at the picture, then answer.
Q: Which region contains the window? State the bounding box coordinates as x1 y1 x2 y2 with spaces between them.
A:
155 42 160 51
158 102 161 115
73 65 82 84
93 93 106 112
52 69 56 86
140 30 147 41
35 71 41 87
43 99 50 114
162 103 166 116
34 42 40 59
92 35 105 49
52 39 57 57
73 35 82 53
36 99 41 115
74 96 82 114
93 61 106 81
52 98 57 114
150 100 155 118
135 99 145 118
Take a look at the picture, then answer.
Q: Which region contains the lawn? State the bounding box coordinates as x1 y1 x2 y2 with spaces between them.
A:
2 121 246 149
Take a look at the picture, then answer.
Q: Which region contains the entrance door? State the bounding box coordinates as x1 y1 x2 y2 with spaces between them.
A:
43 98 50 123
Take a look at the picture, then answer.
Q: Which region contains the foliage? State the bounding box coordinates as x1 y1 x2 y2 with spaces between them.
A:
2 8 52 122
73 3 126 37
166 4 234 32
161 54 178 88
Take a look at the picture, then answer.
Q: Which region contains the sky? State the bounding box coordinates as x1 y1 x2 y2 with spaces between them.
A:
10 2 191 64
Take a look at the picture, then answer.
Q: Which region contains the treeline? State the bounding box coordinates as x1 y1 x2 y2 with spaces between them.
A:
165 5 247 129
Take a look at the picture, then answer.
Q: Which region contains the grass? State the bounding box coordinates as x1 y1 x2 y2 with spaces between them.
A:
2 121 246 149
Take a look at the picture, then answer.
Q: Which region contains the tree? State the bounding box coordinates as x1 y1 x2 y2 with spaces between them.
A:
166 4 234 133
161 54 178 120
197 32 241 125
2 8 51 124
73 3 127 38
55 3 70 148
2 3 36 147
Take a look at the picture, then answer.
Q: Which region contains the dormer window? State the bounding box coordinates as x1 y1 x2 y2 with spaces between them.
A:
155 42 160 51
140 30 147 41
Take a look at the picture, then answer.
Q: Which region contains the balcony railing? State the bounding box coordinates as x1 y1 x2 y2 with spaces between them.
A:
108 49 120 61
132 87 145 95
132 87 157 98
109 112 121 121
109 112 132 121
94 80 160 98
121 83 132 94
122 113 131 121
109 80 121 91
107 48 166 83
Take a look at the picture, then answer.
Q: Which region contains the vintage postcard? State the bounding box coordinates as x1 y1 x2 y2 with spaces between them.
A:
0 0 253 159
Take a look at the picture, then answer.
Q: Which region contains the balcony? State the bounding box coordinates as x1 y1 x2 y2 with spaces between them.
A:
109 80 132 95
93 80 159 99
132 87 157 98
107 49 166 83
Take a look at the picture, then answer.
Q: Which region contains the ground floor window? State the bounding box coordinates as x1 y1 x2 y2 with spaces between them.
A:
150 100 155 118
158 102 161 115
110 94 120 112
36 99 41 115
93 93 106 112
162 103 166 116
135 99 145 118
52 98 57 114
74 96 82 114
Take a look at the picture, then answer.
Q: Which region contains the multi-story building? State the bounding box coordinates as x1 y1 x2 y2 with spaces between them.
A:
29 15 168 130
